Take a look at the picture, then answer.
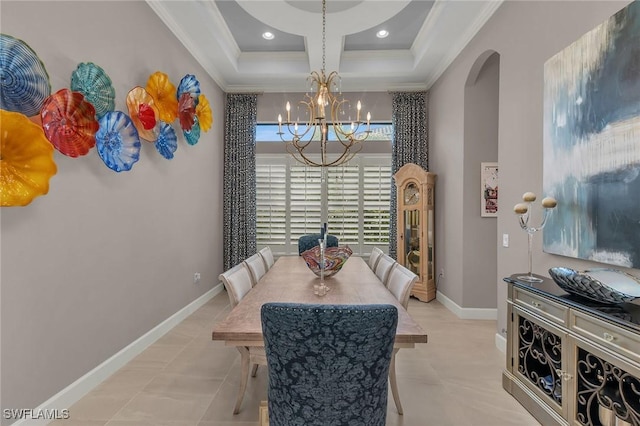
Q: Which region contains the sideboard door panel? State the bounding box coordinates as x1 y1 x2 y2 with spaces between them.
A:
512 305 568 419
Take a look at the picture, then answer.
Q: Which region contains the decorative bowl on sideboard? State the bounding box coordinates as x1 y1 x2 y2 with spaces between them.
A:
548 267 640 305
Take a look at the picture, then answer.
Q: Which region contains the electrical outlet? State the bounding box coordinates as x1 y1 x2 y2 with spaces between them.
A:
193 272 201 284
502 233 509 247
439 268 444 278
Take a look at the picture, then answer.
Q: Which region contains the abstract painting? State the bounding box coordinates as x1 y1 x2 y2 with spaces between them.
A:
543 1 640 268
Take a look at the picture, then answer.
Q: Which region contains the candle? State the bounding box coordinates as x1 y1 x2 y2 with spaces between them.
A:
514 203 529 214
366 112 371 131
317 101 325 119
277 114 282 132
316 87 327 119
522 192 536 202
541 197 557 208
356 101 361 122
286 102 291 122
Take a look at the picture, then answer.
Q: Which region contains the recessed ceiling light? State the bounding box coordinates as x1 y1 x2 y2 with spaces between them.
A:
376 30 389 39
262 32 275 40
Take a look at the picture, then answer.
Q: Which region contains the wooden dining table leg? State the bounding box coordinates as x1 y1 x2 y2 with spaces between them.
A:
389 348 403 415
233 346 250 414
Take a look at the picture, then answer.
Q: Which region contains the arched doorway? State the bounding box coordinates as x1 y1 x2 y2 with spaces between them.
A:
462 50 500 309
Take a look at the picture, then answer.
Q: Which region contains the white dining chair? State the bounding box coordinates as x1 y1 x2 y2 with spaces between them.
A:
368 246 384 270
385 263 418 415
218 262 253 309
374 254 397 286
218 263 267 414
244 253 267 287
387 263 418 309
258 246 275 270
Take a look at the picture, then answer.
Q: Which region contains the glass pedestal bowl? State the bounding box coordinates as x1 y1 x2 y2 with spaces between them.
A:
301 245 353 278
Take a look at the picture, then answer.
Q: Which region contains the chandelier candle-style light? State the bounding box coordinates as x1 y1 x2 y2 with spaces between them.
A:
277 0 371 167
514 192 557 283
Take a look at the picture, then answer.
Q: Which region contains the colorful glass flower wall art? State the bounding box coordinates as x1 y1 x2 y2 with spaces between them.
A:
0 33 214 206
41 88 99 157
95 111 141 172
71 62 116 119
0 110 57 206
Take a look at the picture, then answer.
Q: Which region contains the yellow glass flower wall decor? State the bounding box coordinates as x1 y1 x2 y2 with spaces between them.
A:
146 71 178 123
1 109 57 206
196 94 212 132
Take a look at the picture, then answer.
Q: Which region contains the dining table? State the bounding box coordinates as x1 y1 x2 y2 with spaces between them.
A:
211 254 428 419
212 255 428 346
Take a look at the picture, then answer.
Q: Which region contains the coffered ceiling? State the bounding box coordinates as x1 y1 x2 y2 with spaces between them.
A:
147 0 503 93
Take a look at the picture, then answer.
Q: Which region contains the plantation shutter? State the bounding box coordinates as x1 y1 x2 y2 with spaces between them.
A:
256 163 287 249
256 154 391 255
327 166 360 245
289 165 323 244
363 164 392 245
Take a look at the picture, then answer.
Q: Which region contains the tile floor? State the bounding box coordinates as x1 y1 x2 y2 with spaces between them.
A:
51 291 540 426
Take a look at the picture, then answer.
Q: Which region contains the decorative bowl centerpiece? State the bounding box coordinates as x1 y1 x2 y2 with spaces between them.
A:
302 245 353 278
548 267 640 305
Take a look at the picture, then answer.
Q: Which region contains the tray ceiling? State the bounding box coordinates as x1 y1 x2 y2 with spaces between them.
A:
147 0 502 93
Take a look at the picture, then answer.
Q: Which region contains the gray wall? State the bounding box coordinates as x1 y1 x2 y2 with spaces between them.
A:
1 1 224 416
429 1 634 334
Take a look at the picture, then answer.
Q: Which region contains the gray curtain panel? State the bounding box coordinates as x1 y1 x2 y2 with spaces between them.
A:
223 93 258 270
389 91 429 259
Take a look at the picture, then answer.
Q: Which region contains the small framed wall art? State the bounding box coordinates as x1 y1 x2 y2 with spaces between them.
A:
481 162 498 217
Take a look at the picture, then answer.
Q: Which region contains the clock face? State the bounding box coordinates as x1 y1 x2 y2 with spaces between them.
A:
404 183 419 205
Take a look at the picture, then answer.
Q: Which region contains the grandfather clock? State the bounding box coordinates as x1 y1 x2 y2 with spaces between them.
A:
394 163 436 302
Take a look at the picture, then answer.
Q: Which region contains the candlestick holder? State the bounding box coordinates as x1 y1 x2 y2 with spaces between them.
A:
313 237 330 296
514 192 557 283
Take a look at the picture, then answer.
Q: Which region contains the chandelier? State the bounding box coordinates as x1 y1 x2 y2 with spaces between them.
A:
277 0 371 167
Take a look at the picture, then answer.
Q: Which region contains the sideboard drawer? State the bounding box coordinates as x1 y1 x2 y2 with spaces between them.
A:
570 310 640 366
513 287 568 327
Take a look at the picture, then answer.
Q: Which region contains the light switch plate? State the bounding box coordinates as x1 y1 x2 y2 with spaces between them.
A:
502 234 509 247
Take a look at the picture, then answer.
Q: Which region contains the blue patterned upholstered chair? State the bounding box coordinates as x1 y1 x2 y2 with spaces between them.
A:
261 303 398 426
297 233 339 255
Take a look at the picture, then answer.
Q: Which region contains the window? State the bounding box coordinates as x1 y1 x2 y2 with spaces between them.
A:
256 154 391 255
256 123 393 143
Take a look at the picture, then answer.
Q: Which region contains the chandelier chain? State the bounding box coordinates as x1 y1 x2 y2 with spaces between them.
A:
322 0 326 74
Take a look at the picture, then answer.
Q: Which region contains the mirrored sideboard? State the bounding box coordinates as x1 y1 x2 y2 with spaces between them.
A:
503 275 640 426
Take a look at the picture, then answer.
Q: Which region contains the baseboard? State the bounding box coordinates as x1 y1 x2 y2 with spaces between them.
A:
12 284 223 426
434 292 505 353
495 332 506 354
435 291 498 320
